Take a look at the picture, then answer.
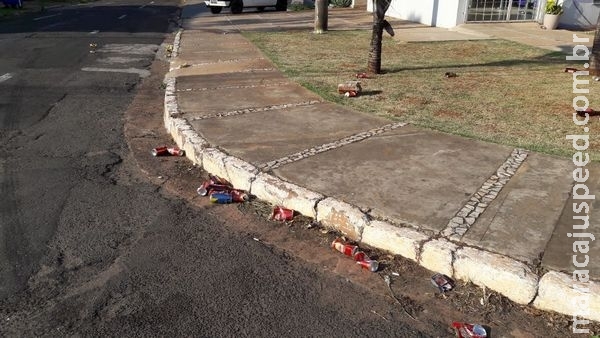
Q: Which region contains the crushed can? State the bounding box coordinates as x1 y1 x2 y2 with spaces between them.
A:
331 238 358 257
452 322 487 338
565 67 578 73
271 206 294 221
431 273 454 293
445 72 457 78
231 189 249 202
356 72 369 79
197 175 233 196
209 192 233 204
151 146 169 156
167 147 185 156
357 259 379 272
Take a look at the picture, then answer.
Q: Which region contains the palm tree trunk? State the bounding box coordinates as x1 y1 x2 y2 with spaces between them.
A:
368 21 384 73
367 0 392 74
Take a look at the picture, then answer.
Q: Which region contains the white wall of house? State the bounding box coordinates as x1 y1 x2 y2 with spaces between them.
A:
367 0 468 28
558 0 599 30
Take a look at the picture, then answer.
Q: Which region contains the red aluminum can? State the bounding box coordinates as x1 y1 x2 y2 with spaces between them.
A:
353 251 366 262
357 259 379 272
167 147 185 156
151 146 169 156
231 189 249 202
331 238 358 257
271 206 294 221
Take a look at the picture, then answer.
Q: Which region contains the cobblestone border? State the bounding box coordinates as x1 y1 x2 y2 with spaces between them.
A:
258 122 408 171
441 148 528 240
176 81 292 92
186 100 322 121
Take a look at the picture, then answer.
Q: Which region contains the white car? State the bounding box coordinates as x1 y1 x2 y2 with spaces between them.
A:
205 0 287 14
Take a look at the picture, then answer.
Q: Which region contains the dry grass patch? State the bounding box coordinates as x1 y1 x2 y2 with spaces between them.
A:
245 30 600 160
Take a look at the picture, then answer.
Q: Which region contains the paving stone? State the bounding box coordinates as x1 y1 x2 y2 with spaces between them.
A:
361 221 429 261
316 198 368 241
251 173 323 219
533 271 600 322
419 239 458 277
454 247 538 305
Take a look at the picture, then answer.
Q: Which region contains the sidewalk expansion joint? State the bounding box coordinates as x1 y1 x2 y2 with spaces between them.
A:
258 121 409 171
187 100 322 121
440 148 529 240
176 81 291 92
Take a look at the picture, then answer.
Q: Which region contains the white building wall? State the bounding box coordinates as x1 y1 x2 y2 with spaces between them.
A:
367 0 468 28
558 0 599 30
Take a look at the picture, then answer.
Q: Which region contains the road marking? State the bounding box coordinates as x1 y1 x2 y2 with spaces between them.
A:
81 67 150 78
96 44 159 55
33 13 61 21
0 73 13 83
90 30 99 34
118 14 127 20
97 56 146 64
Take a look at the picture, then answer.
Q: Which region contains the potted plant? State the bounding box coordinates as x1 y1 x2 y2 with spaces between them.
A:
543 0 563 30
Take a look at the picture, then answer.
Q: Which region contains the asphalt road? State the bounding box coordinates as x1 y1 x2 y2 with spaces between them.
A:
0 1 437 336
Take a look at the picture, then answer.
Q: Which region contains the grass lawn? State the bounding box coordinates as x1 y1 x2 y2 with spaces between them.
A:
244 30 600 161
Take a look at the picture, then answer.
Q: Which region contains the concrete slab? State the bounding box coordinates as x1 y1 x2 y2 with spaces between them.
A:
462 153 573 264
178 81 321 115
543 163 600 280
176 72 288 90
274 126 513 232
179 48 264 63
189 102 387 164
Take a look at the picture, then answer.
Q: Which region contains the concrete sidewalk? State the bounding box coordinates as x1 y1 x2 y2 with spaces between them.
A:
164 4 600 322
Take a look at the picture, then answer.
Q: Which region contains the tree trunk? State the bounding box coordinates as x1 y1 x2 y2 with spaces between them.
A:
367 0 392 74
314 0 328 34
368 22 384 73
590 12 600 77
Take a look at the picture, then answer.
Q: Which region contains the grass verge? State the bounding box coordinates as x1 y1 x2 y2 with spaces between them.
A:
244 30 600 161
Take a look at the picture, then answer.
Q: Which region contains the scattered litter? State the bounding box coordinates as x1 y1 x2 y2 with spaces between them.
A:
331 237 359 257
320 229 329 234
431 273 455 293
253 237 260 241
209 191 233 204
151 146 185 157
338 81 362 96
356 72 370 79
594 76 600 82
197 174 233 196
445 72 457 78
331 238 379 272
357 258 379 272
89 43 97 53
197 174 249 204
180 63 191 68
451 322 487 338
565 67 578 73
391 272 400 277
158 176 163 179
271 206 294 221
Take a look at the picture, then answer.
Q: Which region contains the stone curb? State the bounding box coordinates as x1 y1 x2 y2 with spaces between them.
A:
162 29 600 322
